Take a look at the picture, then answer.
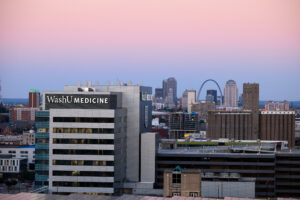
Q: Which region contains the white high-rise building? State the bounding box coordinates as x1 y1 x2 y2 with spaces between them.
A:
44 82 153 195
182 90 196 112
224 80 238 107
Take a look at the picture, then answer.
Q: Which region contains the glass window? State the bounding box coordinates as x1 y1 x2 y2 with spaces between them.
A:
53 128 114 134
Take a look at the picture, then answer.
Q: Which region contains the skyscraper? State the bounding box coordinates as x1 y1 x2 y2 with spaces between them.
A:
182 90 196 112
243 83 259 139
206 89 217 104
224 80 238 107
41 82 152 195
243 83 259 111
155 88 163 99
29 89 40 108
162 77 177 107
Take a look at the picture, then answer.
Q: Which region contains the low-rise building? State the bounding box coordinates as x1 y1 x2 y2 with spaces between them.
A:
22 130 35 145
0 154 27 179
0 146 35 170
164 167 201 197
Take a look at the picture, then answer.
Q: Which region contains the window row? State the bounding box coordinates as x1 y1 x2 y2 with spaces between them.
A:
36 117 49 122
53 171 114 177
0 159 19 166
53 139 114 145
53 149 114 155
53 128 114 134
52 181 113 188
1 166 18 172
53 117 114 123
52 160 114 166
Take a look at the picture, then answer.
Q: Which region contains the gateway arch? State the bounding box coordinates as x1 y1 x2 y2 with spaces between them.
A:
197 79 223 105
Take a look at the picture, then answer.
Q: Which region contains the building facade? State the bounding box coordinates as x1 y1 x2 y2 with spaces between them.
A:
35 110 50 188
155 88 163 99
243 83 260 139
224 80 238 107
260 111 295 148
45 92 126 195
0 155 27 176
182 90 196 112
29 89 41 108
191 102 216 120
264 101 290 111
22 130 35 145
168 112 199 139
0 146 35 170
36 82 152 195
9 106 40 122
163 167 201 197
156 148 300 198
207 110 253 140
207 110 295 147
162 78 177 107
206 90 217 104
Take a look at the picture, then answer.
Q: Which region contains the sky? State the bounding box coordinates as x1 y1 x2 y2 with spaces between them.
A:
0 0 300 100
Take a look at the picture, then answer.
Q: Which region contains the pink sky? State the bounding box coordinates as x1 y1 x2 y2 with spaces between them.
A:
0 0 300 99
1 0 299 52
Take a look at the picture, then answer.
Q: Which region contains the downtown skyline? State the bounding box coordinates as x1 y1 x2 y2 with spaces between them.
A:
0 0 299 100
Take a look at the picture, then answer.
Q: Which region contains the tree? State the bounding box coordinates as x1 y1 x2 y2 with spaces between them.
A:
5 179 17 192
0 103 8 113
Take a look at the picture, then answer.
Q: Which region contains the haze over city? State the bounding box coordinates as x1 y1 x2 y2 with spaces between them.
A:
1 0 300 100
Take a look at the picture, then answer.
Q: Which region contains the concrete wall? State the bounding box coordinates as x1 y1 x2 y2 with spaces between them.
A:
201 181 255 198
141 132 157 183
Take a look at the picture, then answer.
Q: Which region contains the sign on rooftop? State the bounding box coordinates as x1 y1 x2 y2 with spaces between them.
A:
45 94 117 109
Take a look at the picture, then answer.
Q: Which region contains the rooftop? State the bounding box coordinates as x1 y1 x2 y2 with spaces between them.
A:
1 193 290 200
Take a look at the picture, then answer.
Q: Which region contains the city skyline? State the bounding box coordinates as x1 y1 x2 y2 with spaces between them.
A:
1 0 300 100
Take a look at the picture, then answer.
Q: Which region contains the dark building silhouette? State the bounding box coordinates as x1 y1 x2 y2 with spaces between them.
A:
243 83 259 111
162 77 177 106
155 88 163 98
206 90 217 104
243 83 259 139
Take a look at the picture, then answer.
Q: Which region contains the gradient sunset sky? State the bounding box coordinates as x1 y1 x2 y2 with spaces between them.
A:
0 0 299 100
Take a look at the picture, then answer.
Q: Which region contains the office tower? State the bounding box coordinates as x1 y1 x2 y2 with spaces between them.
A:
243 83 259 139
206 94 214 103
224 80 238 107
155 88 163 99
206 89 217 104
34 110 50 189
162 77 177 107
162 80 168 99
47 93 126 194
243 83 259 111
29 89 41 108
182 90 196 112
182 90 188 110
42 82 152 194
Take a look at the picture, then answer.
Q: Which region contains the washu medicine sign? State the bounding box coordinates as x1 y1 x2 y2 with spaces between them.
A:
45 94 117 109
